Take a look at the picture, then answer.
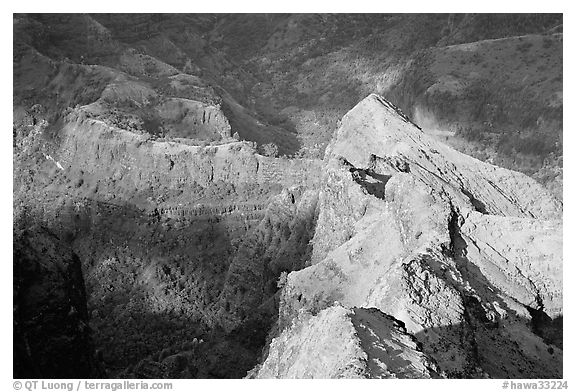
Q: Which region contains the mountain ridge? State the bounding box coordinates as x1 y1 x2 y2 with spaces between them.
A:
13 14 563 379
263 93 562 379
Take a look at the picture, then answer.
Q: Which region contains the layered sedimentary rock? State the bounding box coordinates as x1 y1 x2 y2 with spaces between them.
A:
262 94 562 378
14 13 563 379
13 90 562 379
55 114 320 203
13 107 322 375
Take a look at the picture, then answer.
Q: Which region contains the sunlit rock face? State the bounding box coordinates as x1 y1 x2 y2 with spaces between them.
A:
271 94 562 379
13 13 563 379
250 305 440 379
13 110 322 375
13 87 562 378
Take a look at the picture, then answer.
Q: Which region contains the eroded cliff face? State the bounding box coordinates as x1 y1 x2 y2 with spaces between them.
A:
250 305 439 379
13 92 562 379
216 186 319 332
14 14 563 379
261 94 562 379
13 107 322 376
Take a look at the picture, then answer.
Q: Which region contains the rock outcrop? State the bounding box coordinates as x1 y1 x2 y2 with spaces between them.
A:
250 305 439 379
54 114 320 205
13 13 563 379
13 89 562 379
156 98 232 140
313 94 560 265
262 94 562 378
13 106 322 376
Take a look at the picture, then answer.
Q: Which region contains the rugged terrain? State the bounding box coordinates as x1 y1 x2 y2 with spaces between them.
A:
14 14 563 193
14 109 321 376
13 14 562 379
261 95 562 378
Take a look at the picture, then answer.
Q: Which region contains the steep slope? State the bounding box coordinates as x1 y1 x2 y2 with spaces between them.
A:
250 306 439 379
13 101 322 376
325 94 560 221
389 33 563 198
215 186 319 332
13 14 563 379
212 14 562 194
13 13 301 156
13 226 103 378
14 13 563 187
266 94 562 378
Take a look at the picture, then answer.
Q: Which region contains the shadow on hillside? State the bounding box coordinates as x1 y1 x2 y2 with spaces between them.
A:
15 195 259 376
219 94 302 157
409 313 562 379
404 222 564 379
14 195 563 379
14 190 296 378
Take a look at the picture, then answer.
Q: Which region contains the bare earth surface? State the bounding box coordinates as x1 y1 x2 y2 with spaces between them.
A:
13 14 562 379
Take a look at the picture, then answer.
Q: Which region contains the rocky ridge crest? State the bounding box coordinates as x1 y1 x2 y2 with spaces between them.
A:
256 94 562 378
13 91 562 378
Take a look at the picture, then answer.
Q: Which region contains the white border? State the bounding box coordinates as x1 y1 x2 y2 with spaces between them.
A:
2 4 573 390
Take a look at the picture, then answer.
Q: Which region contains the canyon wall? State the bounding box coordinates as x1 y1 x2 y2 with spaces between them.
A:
14 111 322 375
257 94 562 379
13 93 562 379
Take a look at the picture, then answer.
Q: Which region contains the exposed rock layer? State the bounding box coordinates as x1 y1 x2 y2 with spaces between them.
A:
264 94 562 378
13 107 321 376
13 92 562 379
251 305 439 379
